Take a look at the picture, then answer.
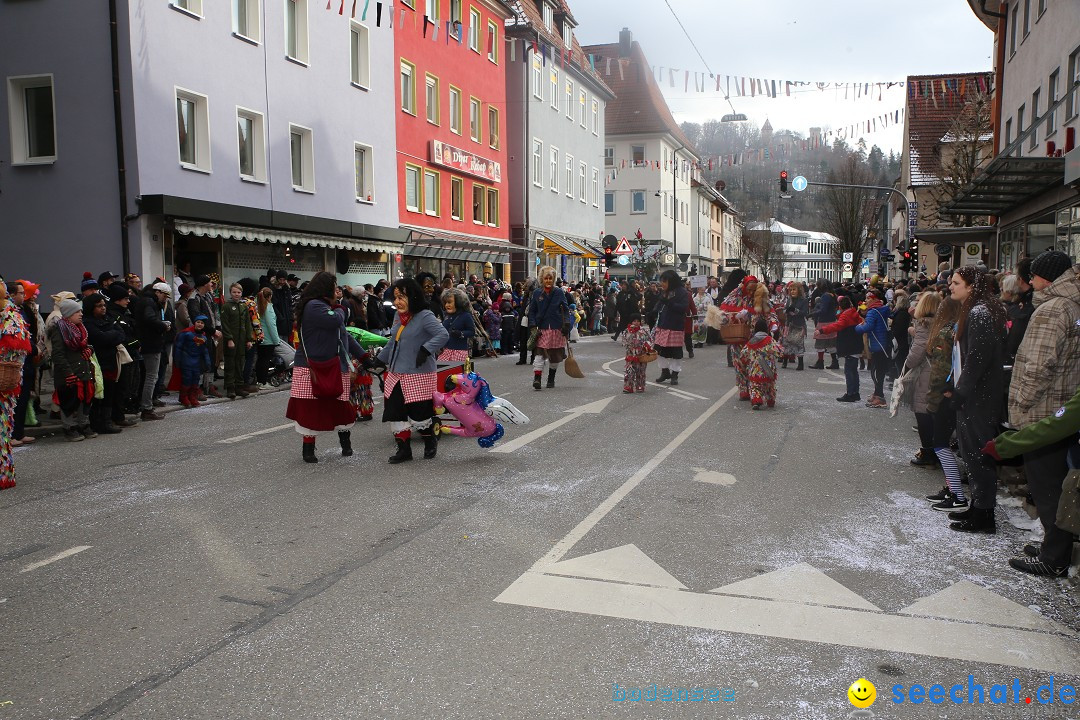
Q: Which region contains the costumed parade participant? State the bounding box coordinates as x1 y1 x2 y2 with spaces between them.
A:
652 270 690 385
286 272 371 464
719 276 779 401
781 282 808 370
439 288 474 364
621 313 652 394
528 265 570 391
744 317 780 409
0 273 32 490
375 278 449 464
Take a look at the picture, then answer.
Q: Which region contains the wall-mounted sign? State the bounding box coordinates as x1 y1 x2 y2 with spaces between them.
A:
962 242 983 267
430 140 501 183
724 258 742 268
935 243 954 257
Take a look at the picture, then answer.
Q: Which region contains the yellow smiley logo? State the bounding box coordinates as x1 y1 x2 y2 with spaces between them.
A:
847 678 876 708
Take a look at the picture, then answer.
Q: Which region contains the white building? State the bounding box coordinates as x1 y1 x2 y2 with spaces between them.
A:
744 219 840 284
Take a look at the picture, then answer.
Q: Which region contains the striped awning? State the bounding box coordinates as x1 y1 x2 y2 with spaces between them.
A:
173 220 401 254
540 234 585 256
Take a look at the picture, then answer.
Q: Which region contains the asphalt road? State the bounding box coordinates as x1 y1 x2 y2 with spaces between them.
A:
2 336 1078 720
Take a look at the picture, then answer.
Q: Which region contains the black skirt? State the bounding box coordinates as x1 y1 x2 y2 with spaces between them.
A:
381 383 435 423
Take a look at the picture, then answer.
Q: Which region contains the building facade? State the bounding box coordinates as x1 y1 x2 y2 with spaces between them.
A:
745 220 840 284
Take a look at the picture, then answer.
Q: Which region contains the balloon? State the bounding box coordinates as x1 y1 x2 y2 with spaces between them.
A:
433 371 504 448
484 397 529 426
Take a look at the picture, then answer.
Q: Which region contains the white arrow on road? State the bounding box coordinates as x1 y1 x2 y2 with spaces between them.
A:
491 396 614 454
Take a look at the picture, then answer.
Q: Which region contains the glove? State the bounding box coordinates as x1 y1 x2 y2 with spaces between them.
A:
981 439 1002 461
415 348 431 367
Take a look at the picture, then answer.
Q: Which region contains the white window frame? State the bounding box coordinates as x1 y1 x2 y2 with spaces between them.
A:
550 68 559 110
1069 46 1080 120
1009 4 1018 56
472 183 485 224
604 191 615 215
236 107 267 182
450 176 463 220
532 138 543 187
578 160 586 203
285 0 309 65
469 96 481 143
7 74 57 165
176 87 211 173
1005 117 1013 145
350 21 371 89
1047 69 1059 136
542 2 553 31
468 7 481 53
603 146 614 167
591 99 599 135
565 154 574 197
486 187 498 227
400 60 416 115
423 168 440 216
449 86 462 134
631 144 645 166
426 0 439 23
426 74 440 125
354 142 374 203
531 52 543 99
234 0 261 42
564 79 573 119
405 164 421 212
450 0 461 25
1029 88 1040 149
171 0 203 18
591 167 599 207
486 20 498 64
562 22 572 48
578 89 587 127
487 105 499 149
631 189 646 214
549 146 559 193
289 123 314 192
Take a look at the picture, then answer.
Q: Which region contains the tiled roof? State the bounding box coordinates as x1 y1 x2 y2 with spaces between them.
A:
906 72 993 186
582 40 697 155
503 0 612 97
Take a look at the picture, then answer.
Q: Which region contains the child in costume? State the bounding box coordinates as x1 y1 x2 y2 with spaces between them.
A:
743 317 780 409
173 315 212 407
621 314 651 394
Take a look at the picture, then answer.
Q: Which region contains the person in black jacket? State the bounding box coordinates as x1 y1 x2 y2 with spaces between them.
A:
83 294 126 434
653 270 690 385
104 284 139 425
187 275 221 398
132 283 172 420
611 280 642 341
269 270 294 342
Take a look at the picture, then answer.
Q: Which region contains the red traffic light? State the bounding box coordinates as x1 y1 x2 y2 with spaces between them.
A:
903 251 912 259
780 171 789 180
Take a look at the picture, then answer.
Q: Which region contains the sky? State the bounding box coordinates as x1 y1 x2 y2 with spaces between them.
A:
570 0 995 154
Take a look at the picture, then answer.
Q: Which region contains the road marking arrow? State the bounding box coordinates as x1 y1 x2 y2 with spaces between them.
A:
491 396 614 454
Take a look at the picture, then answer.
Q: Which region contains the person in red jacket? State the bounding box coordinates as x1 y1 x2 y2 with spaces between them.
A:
817 296 864 402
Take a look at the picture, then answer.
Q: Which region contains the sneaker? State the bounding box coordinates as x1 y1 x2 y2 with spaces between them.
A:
1023 542 1041 558
932 496 968 512
79 426 98 439
865 396 887 408
114 418 137 428
925 487 950 502
1008 556 1068 578
911 451 938 467
64 429 84 442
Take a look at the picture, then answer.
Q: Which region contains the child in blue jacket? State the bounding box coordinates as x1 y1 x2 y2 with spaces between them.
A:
174 315 212 407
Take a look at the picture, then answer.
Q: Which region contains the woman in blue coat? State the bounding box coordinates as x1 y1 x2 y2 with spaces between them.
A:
527 265 570 391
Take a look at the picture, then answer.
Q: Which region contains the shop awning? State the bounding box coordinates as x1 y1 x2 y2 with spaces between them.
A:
174 220 401 254
402 226 518 264
540 233 586 256
941 155 1067 216
913 226 996 247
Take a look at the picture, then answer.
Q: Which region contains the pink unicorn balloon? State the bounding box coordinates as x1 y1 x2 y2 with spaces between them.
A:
433 372 505 448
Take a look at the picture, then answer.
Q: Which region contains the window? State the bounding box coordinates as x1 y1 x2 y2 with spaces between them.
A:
542 2 553 31
631 190 646 214
578 161 586 203
604 191 614 214
565 154 574 197
1009 4 1018 55
171 0 203 16
400 60 416 114
487 21 498 63
562 22 572 48
425 74 439 124
591 167 598 207
1037 0 1046 18
405 164 420 211
1005 118 1013 145
531 52 543 99
236 108 266 181
1047 69 1059 136
176 88 210 172
591 99 599 135
486 187 498 227
1022 0 1030 37
423 169 439 216
451 177 463 220
1017 103 1025 137
354 143 373 201
564 80 573 119
1030 89 1039 149
350 21 370 87
578 89 587 127
449 86 462 134
662 191 668 216
488 106 499 149
550 69 559 110
450 0 461 24
289 124 314 192
1069 47 1080 120
469 97 481 142
549 146 559 192
8 75 56 164
234 0 261 41
603 147 614 167
532 139 543 186
468 7 481 52
426 0 438 22
631 144 645 166
285 0 309 63
472 183 485 224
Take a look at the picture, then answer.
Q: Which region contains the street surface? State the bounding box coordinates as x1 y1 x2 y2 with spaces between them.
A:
2 337 1078 719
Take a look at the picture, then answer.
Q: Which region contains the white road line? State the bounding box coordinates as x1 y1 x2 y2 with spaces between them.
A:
217 423 294 444
492 397 614 454
20 546 92 573
531 385 739 570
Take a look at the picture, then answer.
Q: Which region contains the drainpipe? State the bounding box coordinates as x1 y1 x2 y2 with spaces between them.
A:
523 34 532 281
109 0 132 275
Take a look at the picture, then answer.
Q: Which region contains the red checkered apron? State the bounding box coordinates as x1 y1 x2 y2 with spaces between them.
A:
383 371 438 403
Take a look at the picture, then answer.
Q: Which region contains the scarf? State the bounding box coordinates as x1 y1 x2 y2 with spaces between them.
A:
58 317 93 359
394 312 412 342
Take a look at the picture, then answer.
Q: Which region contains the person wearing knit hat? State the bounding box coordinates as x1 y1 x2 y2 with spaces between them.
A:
58 298 82 318
47 296 97 441
80 272 99 297
1006 251 1080 576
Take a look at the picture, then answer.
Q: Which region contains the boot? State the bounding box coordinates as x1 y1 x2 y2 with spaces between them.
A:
338 431 353 457
782 357 789 369
796 357 804 371
179 386 192 408
949 507 996 534
533 371 542 390
188 387 201 407
827 354 839 370
656 368 672 383
687 347 694 359
669 371 679 386
419 427 438 459
810 356 825 369
302 441 318 464
546 368 556 388
388 437 413 464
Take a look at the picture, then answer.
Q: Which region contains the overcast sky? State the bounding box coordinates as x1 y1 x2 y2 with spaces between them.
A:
571 1 994 154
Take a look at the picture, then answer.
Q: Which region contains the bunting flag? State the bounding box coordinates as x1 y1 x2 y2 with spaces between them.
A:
360 0 369 20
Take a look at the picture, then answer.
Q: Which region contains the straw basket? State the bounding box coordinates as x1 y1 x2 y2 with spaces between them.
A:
0 360 23 393
720 323 751 345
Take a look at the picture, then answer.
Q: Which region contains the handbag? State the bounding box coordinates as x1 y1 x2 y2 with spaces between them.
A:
301 328 343 400
116 343 133 366
563 346 584 378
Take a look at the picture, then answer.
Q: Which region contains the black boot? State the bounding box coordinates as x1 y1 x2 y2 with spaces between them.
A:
388 437 412 464
827 354 840 369
687 347 694 359
656 368 672 383
338 431 353 457
302 442 318 464
670 371 679 386
782 357 789 369
533 372 542 390
810 357 825 369
796 356 804 371
420 427 438 459
546 368 556 388
949 507 996 534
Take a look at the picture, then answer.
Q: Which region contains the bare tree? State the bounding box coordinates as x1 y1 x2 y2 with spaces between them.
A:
820 153 881 267
923 90 993 228
744 221 787 282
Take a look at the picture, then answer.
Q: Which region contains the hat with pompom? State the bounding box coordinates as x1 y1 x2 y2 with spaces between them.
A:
80 272 98 292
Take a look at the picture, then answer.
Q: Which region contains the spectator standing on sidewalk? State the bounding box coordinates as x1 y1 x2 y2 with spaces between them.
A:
255 288 281 385
103 284 139 426
856 289 892 408
904 291 942 467
0 272 32 489
1005 252 1079 576
221 282 254 399
187 275 221 399
270 270 294 346
48 299 96 441
83 294 125 435
818 295 863 403
1005 258 1035 363
133 282 172 421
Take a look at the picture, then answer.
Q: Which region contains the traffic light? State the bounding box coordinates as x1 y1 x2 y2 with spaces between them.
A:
779 170 789 193
901 251 913 273
604 249 615 267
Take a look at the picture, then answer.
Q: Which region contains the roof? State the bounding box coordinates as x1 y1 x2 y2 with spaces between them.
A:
905 72 993 186
504 1 613 97
581 39 697 155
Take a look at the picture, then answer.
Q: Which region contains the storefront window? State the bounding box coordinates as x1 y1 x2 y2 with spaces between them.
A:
1056 204 1080 262
998 227 1021 272
1026 211 1057 257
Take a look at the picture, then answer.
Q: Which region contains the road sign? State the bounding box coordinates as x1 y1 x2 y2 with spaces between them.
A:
861 258 870 269
842 263 853 273
662 253 675 266
613 238 634 255
842 252 854 263
617 255 630 266
791 175 807 192
724 258 741 268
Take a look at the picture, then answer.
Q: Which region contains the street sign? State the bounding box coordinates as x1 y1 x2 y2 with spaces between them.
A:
662 253 675 266
791 175 807 192
614 238 634 255
842 263 853 273
861 258 870 269
935 243 953 257
724 258 741 268
617 255 630 266
842 252 854 263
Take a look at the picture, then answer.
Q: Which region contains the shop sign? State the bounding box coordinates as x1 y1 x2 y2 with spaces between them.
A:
430 140 501 183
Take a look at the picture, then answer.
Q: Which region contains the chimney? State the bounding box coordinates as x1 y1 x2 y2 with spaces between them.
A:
619 27 632 57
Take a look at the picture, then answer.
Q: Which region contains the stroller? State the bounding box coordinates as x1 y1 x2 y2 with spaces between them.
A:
267 340 295 387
